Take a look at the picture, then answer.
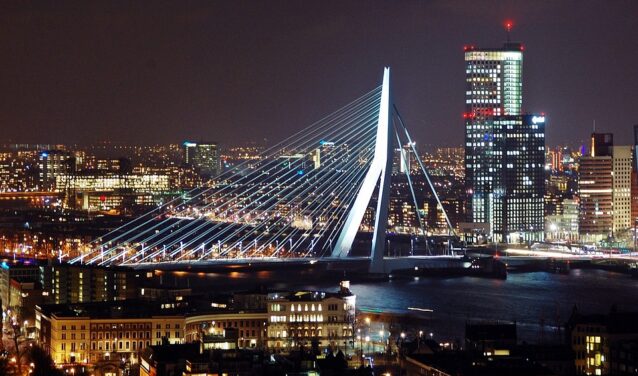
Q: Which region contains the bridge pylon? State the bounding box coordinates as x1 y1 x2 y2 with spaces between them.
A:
331 67 393 273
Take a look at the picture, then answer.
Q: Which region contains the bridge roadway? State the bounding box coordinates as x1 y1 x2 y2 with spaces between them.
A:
125 255 464 273
122 251 636 274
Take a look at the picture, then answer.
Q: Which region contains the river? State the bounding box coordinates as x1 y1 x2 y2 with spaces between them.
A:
165 268 638 343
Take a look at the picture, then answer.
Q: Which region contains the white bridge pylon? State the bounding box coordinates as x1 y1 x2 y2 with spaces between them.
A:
332 67 392 273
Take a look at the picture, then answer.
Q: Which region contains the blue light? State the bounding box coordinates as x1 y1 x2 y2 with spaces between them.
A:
41 152 49 158
297 170 304 176
1 262 9 270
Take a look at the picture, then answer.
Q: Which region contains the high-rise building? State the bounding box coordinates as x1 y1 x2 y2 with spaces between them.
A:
392 143 416 174
39 150 76 190
464 42 523 118
579 133 614 242
183 141 221 178
464 37 544 242
612 145 633 235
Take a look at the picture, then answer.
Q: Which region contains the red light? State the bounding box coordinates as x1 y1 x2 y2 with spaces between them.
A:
463 112 476 119
504 20 514 31
520 45 525 51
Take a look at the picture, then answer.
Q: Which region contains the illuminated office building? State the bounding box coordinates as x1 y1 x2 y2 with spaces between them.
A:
464 39 544 242
612 145 632 235
579 134 635 242
183 141 221 178
579 133 613 242
39 150 76 190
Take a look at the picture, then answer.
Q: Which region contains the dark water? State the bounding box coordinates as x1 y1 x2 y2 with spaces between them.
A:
348 269 638 343
168 268 638 343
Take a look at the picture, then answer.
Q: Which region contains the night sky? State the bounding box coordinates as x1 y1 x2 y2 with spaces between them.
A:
1 0 637 148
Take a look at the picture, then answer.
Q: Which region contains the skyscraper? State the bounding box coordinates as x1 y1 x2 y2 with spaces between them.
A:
464 36 545 242
612 145 632 235
183 141 221 178
38 149 76 190
579 133 613 242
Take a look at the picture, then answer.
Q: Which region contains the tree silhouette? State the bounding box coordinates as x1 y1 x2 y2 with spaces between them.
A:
27 346 63 376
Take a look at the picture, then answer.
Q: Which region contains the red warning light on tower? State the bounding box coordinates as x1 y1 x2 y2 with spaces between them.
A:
505 20 514 32
504 20 514 42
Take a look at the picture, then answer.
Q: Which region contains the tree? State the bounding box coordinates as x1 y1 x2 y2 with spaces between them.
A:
0 356 9 376
27 345 63 376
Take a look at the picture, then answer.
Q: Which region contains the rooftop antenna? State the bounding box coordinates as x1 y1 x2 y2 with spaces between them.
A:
505 20 513 42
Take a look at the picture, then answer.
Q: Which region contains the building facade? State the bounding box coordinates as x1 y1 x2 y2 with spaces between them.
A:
266 282 356 351
36 302 184 375
579 157 613 242
39 264 138 305
464 41 544 242
580 139 638 243
35 284 355 375
183 141 221 178
39 150 76 191
612 145 633 236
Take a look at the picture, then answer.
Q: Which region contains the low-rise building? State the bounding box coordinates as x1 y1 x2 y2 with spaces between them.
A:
0 261 40 311
9 277 44 324
267 281 356 351
35 283 354 375
567 307 638 375
35 301 186 375
140 343 264 376
39 263 138 305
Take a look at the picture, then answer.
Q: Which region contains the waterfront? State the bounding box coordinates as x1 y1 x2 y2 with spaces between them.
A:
167 268 638 344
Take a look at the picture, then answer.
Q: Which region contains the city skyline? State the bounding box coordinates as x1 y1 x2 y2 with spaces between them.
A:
0 1 636 148
3 4 638 375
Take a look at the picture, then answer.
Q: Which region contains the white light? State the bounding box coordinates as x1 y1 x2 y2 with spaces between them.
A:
532 116 545 124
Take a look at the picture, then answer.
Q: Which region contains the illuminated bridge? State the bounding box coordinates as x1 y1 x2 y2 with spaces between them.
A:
70 68 457 273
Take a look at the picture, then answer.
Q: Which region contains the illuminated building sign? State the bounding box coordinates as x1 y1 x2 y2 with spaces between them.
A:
532 116 545 124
